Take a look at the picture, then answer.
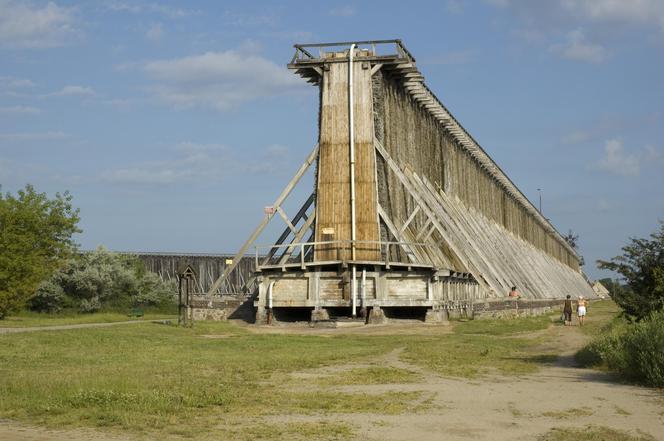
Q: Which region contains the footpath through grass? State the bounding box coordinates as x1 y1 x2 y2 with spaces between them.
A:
0 307 619 440
0 309 176 328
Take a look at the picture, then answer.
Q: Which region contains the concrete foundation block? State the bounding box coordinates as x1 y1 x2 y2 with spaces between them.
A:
255 307 268 325
310 308 330 322
425 308 450 324
367 306 387 324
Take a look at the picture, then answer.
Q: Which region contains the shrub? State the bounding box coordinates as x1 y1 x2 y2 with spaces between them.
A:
28 280 68 313
79 296 102 314
28 247 176 313
577 309 664 387
622 310 664 387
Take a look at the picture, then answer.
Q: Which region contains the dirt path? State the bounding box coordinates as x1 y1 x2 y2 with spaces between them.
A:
0 319 169 334
278 323 664 441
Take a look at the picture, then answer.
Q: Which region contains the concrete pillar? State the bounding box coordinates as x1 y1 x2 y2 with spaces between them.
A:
311 308 330 322
367 306 387 324
255 277 269 325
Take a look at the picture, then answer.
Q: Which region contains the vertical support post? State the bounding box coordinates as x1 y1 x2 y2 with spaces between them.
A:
361 268 367 317
267 281 275 324
349 43 357 261
177 277 183 326
351 265 357 317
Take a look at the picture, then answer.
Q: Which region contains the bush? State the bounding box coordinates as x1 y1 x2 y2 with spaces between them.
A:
28 247 176 313
79 296 102 314
577 309 664 387
28 280 68 313
622 310 664 387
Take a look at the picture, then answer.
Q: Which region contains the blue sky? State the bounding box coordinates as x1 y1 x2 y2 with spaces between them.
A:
1 0 663 281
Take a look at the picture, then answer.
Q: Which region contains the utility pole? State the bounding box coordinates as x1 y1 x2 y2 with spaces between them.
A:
537 188 542 214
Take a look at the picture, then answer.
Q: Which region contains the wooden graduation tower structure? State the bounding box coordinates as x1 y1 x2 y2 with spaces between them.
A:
208 40 594 323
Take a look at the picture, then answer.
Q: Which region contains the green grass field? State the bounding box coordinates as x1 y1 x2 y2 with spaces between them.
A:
0 305 621 440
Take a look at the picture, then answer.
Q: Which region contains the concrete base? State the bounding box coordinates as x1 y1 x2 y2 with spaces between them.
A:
310 308 330 322
255 307 268 325
425 308 450 324
367 306 388 324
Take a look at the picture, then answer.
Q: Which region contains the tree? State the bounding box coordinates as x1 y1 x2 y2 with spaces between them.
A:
0 185 80 318
597 222 664 320
563 229 585 266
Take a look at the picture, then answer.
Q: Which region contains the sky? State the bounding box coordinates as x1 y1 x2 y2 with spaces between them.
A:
1 0 663 282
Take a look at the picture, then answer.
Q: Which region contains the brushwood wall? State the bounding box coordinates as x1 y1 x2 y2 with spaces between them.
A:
134 253 257 294
373 72 579 270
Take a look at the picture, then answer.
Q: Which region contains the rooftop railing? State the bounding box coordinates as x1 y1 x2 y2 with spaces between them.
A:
290 39 415 64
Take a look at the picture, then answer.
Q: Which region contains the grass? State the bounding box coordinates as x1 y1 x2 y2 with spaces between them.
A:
454 314 553 336
541 406 594 419
0 308 177 328
317 366 422 386
0 306 622 440
577 300 625 337
538 425 655 441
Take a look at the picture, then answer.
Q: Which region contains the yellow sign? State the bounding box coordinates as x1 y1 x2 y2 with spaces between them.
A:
225 259 233 265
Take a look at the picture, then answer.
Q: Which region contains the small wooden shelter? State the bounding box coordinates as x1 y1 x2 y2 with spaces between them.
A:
207 40 595 322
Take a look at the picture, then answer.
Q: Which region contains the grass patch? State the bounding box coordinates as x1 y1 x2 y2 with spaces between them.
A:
0 321 422 437
455 314 553 336
317 366 421 386
541 406 593 419
244 421 354 441
578 300 624 337
0 309 176 328
402 332 547 378
538 425 655 441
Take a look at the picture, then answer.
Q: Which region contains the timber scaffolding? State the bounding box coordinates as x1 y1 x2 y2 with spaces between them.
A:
206 39 595 324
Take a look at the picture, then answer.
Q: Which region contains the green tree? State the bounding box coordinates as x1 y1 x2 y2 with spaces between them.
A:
563 229 585 266
597 222 664 320
0 185 80 318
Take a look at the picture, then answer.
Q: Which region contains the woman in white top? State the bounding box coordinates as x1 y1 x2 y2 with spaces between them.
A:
577 296 587 326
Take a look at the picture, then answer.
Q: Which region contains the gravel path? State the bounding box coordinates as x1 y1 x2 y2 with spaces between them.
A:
0 319 169 334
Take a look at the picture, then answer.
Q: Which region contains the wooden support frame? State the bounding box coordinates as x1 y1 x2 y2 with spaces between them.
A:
264 193 315 263
206 143 319 297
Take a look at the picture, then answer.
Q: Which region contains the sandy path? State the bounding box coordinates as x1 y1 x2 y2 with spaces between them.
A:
0 421 131 441
278 324 664 441
0 320 169 334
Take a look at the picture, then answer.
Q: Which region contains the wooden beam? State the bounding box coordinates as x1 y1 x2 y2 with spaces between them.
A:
206 143 319 296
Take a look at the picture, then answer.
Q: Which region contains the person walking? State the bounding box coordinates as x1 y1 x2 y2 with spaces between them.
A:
563 295 573 326
577 296 587 326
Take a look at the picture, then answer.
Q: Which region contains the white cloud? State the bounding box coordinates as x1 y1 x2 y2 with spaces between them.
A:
104 1 194 19
100 141 295 185
595 139 640 176
0 105 40 115
549 29 608 63
100 142 230 185
222 11 277 27
446 0 464 14
560 0 664 29
329 6 356 16
146 23 163 41
0 131 67 141
0 0 77 49
47 85 95 97
0 76 35 89
142 50 306 111
488 0 664 28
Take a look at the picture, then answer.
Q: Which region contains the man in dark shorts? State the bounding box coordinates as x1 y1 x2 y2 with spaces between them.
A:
563 294 573 326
